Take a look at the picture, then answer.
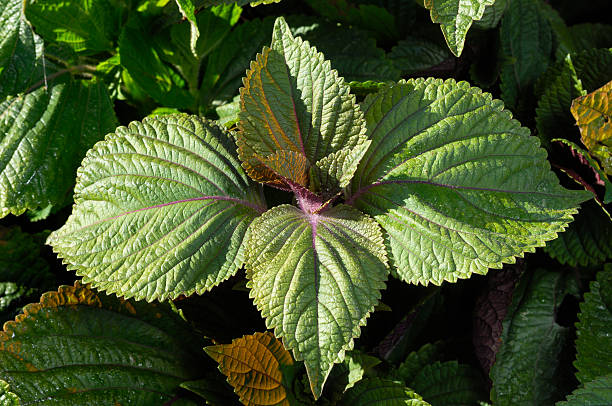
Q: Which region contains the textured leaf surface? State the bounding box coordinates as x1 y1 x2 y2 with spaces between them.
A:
423 0 494 56
0 78 117 218
490 269 578 405
0 226 54 320
557 374 612 406
544 200 612 267
499 0 553 108
25 0 119 53
340 378 430 406
48 114 265 301
571 80 612 174
574 267 612 384
391 342 444 384
410 361 486 406
238 17 369 195
246 204 388 398
206 332 298 406
0 282 206 404
388 37 450 76
348 78 587 286
174 0 200 57
0 0 44 99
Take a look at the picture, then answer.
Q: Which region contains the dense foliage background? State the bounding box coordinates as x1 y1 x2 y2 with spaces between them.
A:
0 0 611 404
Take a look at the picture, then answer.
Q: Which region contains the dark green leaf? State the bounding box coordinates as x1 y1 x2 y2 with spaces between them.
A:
340 378 431 406
557 373 612 406
388 37 451 76
410 361 486 406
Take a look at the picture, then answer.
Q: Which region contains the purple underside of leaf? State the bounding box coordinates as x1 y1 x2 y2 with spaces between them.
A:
347 179 575 206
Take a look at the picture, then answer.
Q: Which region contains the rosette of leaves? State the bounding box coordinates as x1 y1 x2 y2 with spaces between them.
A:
49 16 589 398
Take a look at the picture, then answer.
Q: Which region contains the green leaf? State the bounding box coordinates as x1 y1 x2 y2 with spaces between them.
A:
423 0 495 56
473 0 508 29
201 0 281 5
216 95 240 128
174 0 200 57
544 200 612 267
48 114 265 302
571 80 612 175
25 0 120 53
0 0 44 99
206 332 301 406
409 361 486 406
391 342 444 384
557 373 612 406
199 17 274 111
340 378 431 406
246 204 389 398
326 350 382 394
0 226 55 320
0 78 117 218
388 37 451 76
574 267 612 384
0 379 19 406
567 48 612 93
118 16 192 108
0 282 206 404
348 78 588 286
499 0 554 108
490 268 578 405
238 17 369 195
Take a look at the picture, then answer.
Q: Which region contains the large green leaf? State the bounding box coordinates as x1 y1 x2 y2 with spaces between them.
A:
0 78 117 218
246 204 388 398
490 268 578 405
499 0 553 108
348 78 588 286
238 16 369 196
544 200 612 267
0 282 207 404
574 267 612 384
423 0 494 57
0 0 44 99
25 0 121 54
48 114 265 301
409 361 486 406
340 378 431 406
557 374 612 406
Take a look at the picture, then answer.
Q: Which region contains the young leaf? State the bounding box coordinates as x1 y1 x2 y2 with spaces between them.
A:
0 78 118 218
410 361 487 406
205 332 300 406
238 16 369 195
557 373 612 406
544 200 612 267
0 0 44 99
246 204 389 398
48 115 265 302
0 282 207 404
348 78 588 286
574 267 612 384
340 378 431 406
25 0 119 54
423 0 495 57
571 80 612 175
499 0 553 108
490 268 578 405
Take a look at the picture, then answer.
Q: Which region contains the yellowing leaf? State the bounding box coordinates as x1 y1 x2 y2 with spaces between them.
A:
205 332 297 406
571 80 612 174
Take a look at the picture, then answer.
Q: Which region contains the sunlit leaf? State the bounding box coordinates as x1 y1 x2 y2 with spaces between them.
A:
348 78 588 286
48 115 265 301
206 332 299 406
246 204 388 398
571 80 612 175
238 17 369 195
557 374 612 406
0 379 19 406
